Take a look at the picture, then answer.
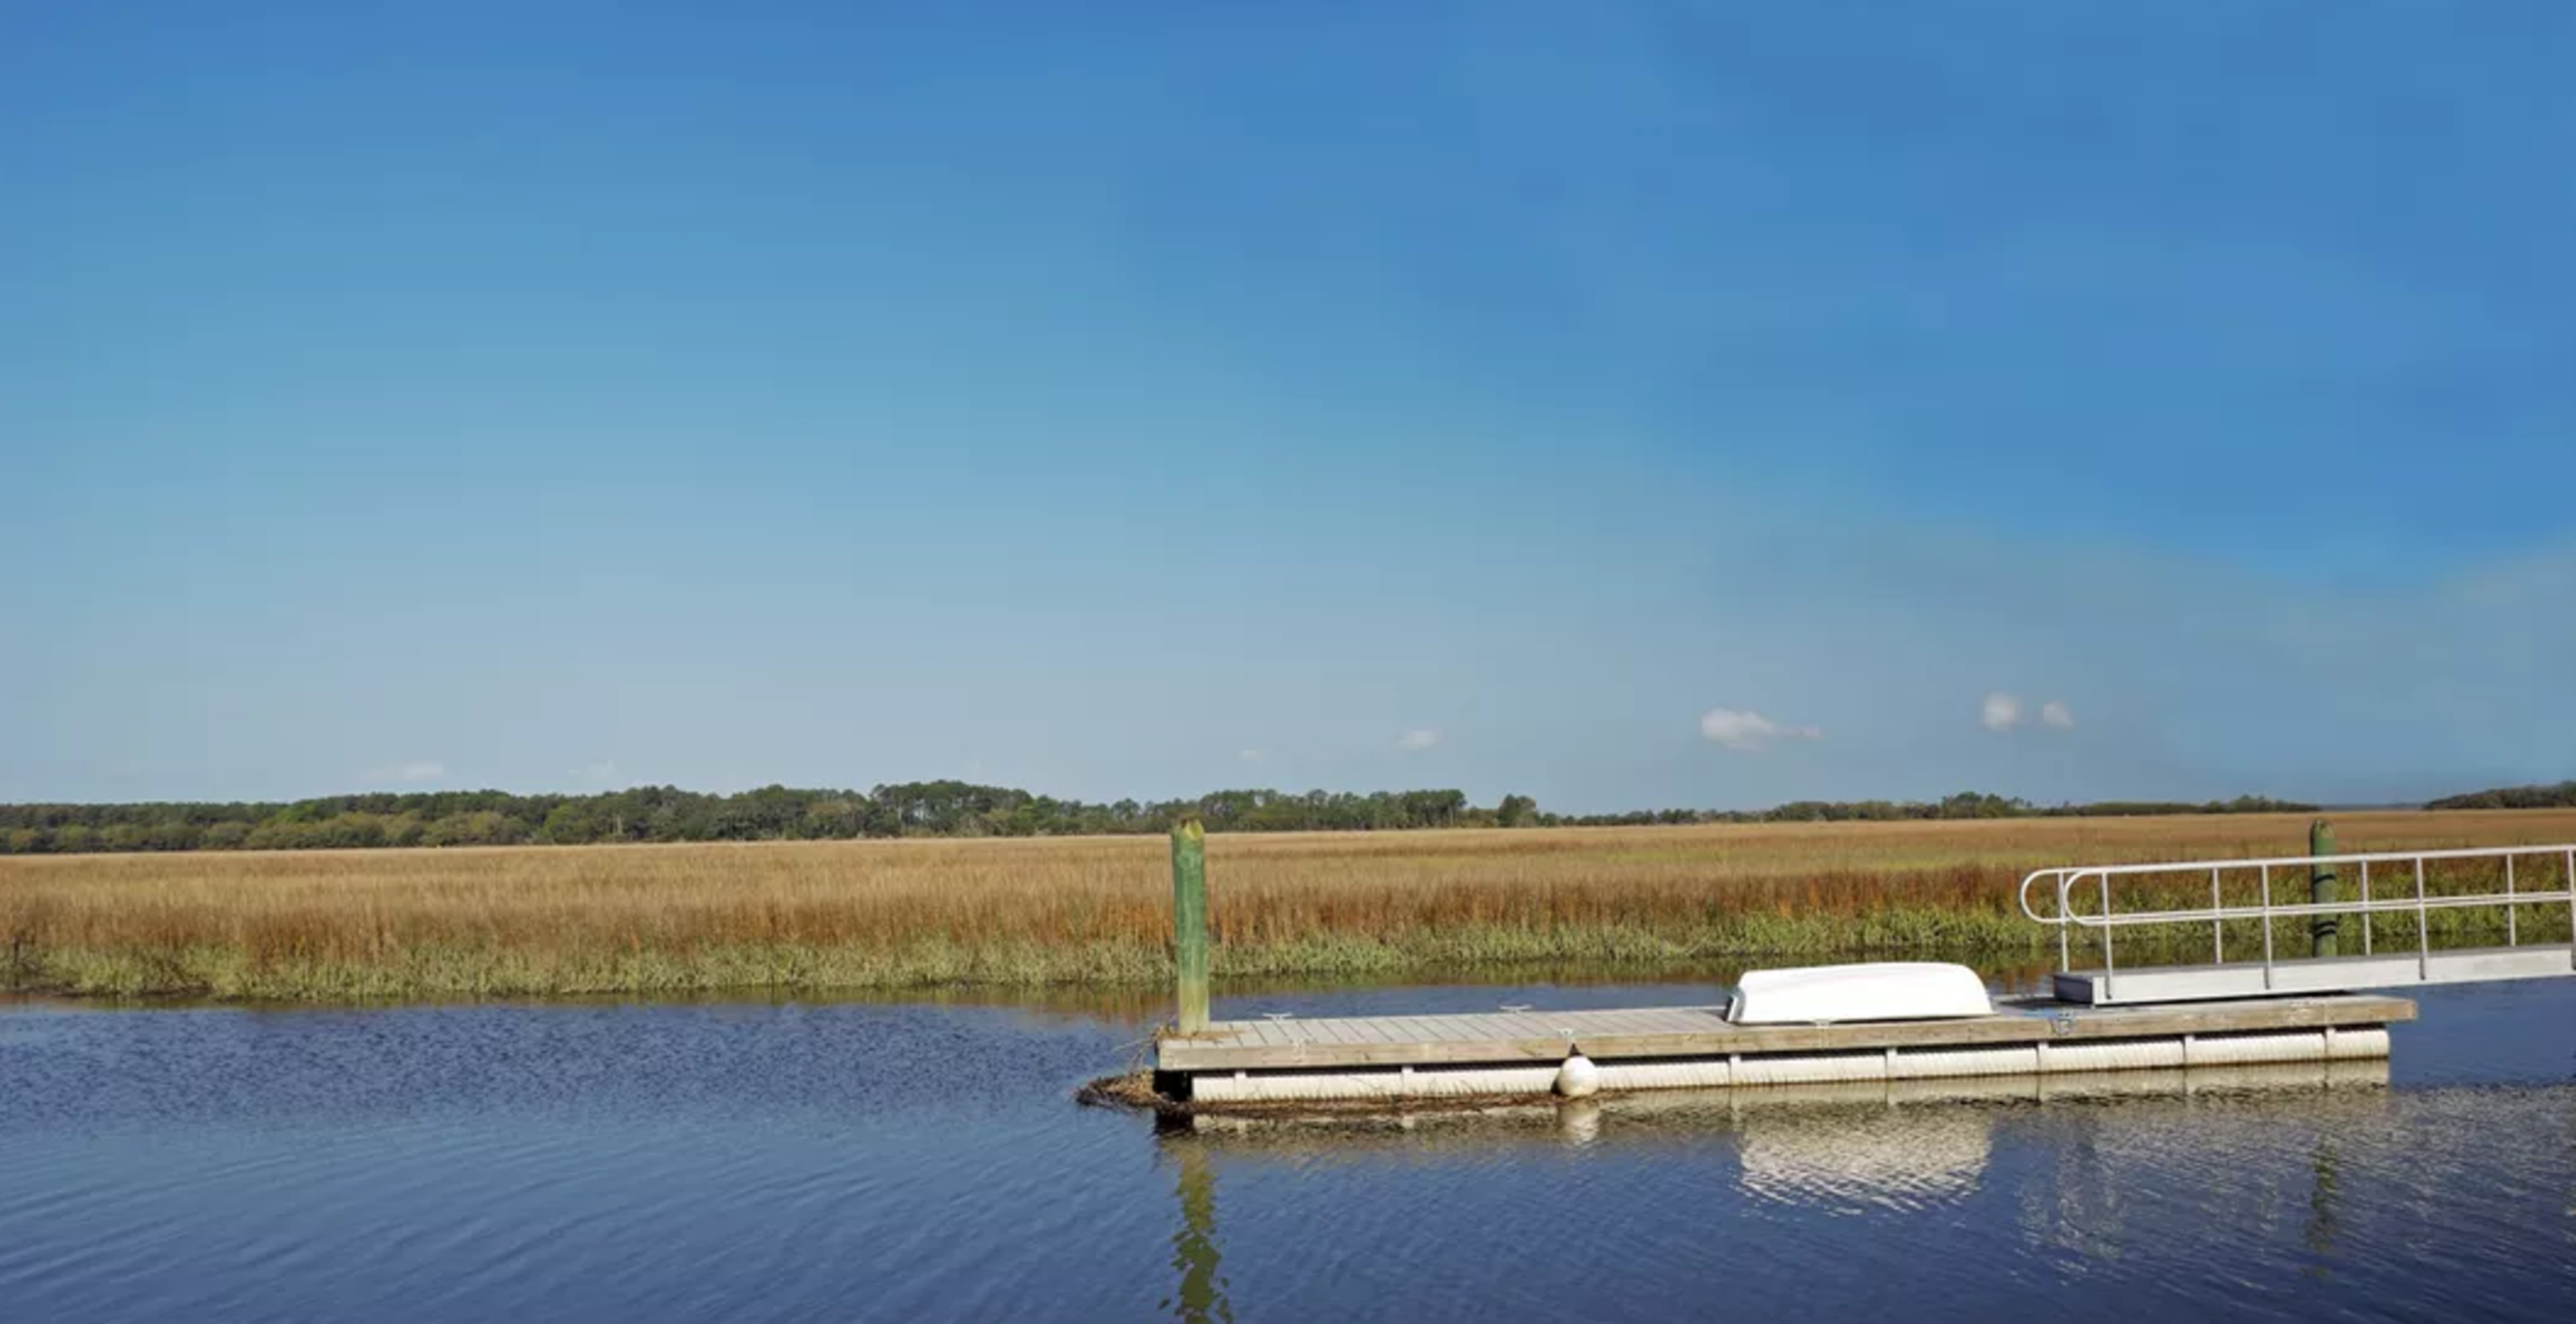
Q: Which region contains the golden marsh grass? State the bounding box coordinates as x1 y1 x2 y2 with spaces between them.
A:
5 810 2573 1000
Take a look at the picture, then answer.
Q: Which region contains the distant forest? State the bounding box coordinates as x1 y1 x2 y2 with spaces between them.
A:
0 784 2341 855
2423 781 2576 811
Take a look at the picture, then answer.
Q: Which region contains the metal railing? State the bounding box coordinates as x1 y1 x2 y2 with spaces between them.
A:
2019 843 2576 1000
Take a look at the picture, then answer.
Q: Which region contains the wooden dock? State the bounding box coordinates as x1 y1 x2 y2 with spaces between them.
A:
1154 994 2416 1104
1128 822 2547 1108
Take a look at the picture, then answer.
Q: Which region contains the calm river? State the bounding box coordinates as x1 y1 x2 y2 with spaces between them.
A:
4 972 2572 1321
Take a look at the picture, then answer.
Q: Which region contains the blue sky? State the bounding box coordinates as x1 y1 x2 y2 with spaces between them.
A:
4 2 2572 811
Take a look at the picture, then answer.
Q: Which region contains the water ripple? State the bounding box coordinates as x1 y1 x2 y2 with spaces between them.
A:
2 980 2572 1321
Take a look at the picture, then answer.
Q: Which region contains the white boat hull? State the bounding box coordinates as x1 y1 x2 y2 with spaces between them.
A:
1726 961 1994 1025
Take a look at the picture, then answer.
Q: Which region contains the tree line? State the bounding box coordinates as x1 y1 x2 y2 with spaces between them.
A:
0 783 2349 855
2424 781 2576 811
0 783 1474 854
1539 791 2317 827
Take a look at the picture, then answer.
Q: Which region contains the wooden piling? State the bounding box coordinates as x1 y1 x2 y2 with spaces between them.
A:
1171 817 1211 1033
2310 819 2339 958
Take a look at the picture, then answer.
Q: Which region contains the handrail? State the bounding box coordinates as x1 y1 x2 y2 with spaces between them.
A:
2018 843 2576 1000
2019 843 2576 921
2048 888 2576 929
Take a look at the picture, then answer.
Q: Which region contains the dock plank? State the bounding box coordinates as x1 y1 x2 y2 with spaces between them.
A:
1611 1010 1702 1034
1487 1014 1564 1040
1620 1009 1719 1035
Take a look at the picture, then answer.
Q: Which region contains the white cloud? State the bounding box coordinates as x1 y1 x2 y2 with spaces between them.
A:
572 760 622 784
363 760 445 785
1237 748 1268 764
1698 708 1822 753
1394 728 1443 752
2040 700 2076 730
1980 692 2023 732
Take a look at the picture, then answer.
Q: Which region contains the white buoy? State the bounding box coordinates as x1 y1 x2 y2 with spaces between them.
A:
1554 1046 1600 1099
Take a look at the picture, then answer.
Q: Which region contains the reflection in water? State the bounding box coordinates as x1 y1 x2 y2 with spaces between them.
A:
1169 1063 2422 1319
2015 1065 2394 1278
1161 1141 1235 1324
1176 1062 2390 1248
1558 1098 1603 1147
2308 1138 2342 1269
1736 1101 1992 1211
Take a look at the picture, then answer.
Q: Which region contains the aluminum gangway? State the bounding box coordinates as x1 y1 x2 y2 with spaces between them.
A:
2022 843 2576 1006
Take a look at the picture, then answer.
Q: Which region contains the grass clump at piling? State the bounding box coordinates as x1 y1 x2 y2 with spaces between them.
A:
4 810 2572 1002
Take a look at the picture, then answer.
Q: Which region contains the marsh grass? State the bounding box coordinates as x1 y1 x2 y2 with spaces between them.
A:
4 810 2572 1000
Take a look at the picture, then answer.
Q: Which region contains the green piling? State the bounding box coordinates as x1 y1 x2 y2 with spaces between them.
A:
1171 817 1210 1033
2309 819 2339 958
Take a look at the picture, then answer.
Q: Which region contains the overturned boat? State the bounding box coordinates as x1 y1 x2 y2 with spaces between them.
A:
1725 961 1994 1025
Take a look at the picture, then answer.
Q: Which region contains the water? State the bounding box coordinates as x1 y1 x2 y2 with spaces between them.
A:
4 976 2573 1322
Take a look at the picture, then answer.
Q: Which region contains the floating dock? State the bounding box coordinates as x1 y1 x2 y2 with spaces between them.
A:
1135 832 2576 1109
1153 994 2414 1104
1182 1057 2395 1145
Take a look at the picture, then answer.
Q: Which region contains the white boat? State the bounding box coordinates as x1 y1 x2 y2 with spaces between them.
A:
1724 961 1994 1025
